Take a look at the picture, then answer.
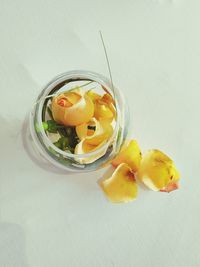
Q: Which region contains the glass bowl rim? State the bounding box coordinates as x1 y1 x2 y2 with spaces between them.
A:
31 70 125 159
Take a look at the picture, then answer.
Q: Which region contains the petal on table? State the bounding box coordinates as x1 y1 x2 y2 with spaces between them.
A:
138 149 180 192
112 140 142 172
100 163 138 203
160 182 179 193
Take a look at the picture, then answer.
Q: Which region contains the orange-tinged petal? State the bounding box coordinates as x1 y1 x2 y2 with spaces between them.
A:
86 120 113 146
76 118 97 140
86 90 101 102
82 140 101 153
138 150 180 192
65 92 81 105
52 88 94 126
101 163 138 203
108 103 117 120
101 93 115 105
94 102 114 120
57 98 72 107
87 90 116 121
160 182 179 193
98 93 116 119
75 119 113 163
76 122 88 140
74 139 107 164
112 140 142 172
75 139 106 154
87 129 95 136
76 118 113 146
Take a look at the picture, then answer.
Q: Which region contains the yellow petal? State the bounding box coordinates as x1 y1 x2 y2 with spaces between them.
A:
138 150 180 191
57 98 72 107
75 122 88 140
76 118 113 146
52 88 94 126
86 120 113 146
101 163 138 203
94 102 114 120
101 93 115 105
64 91 81 105
160 182 179 193
87 91 116 121
76 118 98 140
86 90 101 102
112 140 142 172
108 103 117 120
74 139 107 164
82 140 104 153
74 118 114 164
87 129 95 136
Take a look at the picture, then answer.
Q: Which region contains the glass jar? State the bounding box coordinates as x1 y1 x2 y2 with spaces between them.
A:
30 70 129 172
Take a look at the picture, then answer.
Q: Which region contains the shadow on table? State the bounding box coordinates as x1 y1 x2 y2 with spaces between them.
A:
21 114 73 176
0 222 29 267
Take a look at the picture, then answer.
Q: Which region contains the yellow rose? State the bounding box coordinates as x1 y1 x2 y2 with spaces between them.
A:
51 88 94 126
75 118 114 164
86 91 116 121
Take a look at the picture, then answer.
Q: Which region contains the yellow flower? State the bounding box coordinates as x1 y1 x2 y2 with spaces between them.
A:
51 88 94 126
87 91 116 121
75 118 113 164
138 150 180 192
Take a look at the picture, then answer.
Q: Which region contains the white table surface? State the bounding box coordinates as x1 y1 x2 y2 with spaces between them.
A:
0 1 200 266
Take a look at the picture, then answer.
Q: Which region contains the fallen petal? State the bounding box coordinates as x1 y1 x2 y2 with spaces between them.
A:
101 163 138 203
138 150 180 192
112 140 142 172
160 182 179 193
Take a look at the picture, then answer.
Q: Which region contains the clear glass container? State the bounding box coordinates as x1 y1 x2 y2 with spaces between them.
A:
30 70 129 172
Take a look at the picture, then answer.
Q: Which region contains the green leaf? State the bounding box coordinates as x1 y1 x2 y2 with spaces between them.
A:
59 137 70 149
35 122 47 133
53 141 62 149
53 137 73 152
42 122 48 131
46 120 59 133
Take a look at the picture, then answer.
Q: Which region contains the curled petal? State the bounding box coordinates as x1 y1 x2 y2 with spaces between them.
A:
86 120 113 146
101 93 115 105
51 88 94 126
76 119 113 146
100 163 138 203
87 90 116 121
94 102 114 120
76 118 99 140
86 90 101 102
74 139 107 164
138 150 180 192
75 119 114 163
160 182 179 193
112 140 142 172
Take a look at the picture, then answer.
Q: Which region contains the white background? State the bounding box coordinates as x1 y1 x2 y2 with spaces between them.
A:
0 0 200 266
